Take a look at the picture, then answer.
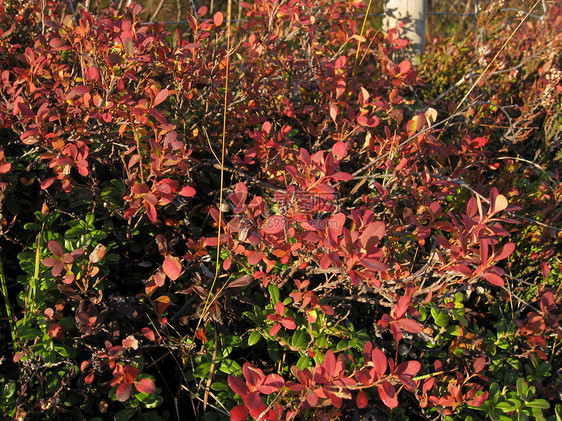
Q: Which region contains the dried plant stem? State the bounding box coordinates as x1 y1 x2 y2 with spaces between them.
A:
195 0 233 334
150 0 166 22
352 0 374 77
452 0 541 115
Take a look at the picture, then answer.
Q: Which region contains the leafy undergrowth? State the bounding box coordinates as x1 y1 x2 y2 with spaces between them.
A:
0 0 560 420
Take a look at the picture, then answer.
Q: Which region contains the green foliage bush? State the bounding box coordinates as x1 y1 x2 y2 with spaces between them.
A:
0 0 560 420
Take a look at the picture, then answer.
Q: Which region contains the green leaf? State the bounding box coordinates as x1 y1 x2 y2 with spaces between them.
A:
141 410 164 421
291 330 307 349
54 345 69 357
211 381 229 392
507 398 522 411
418 306 428 322
219 359 241 374
193 361 212 378
496 401 516 412
24 222 42 231
554 404 562 421
445 325 460 336
17 327 42 340
489 382 500 405
115 409 136 421
139 394 163 409
336 340 348 350
516 378 528 397
267 341 281 361
296 356 311 370
431 307 449 327
247 331 261 346
85 212 95 226
526 399 549 409
268 284 280 304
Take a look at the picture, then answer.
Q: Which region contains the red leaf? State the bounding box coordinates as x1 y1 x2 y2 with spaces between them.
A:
359 87 370 105
230 405 249 421
261 121 271 135
329 105 338 123
247 251 263 265
244 392 262 410
396 318 422 334
286 381 305 392
84 66 101 81
473 357 486 373
481 272 504 287
495 242 515 261
48 240 64 257
43 257 63 276
116 383 133 402
178 186 196 197
372 348 387 378
163 255 182 280
377 381 398 408
392 296 411 319
228 375 249 397
213 11 224 27
359 258 388 272
331 171 353 181
281 319 297 330
145 202 158 223
423 377 435 393
269 324 281 336
466 391 489 407
243 363 264 388
153 88 169 106
47 323 63 339
142 327 156 342
262 215 284 234
40 177 56 190
323 350 336 377
360 221 385 249
541 292 556 313
135 378 156 394
258 374 285 394
395 360 421 377
0 162 11 173
332 141 346 160
452 264 472 277
275 302 285 317
356 390 368 408
306 390 319 407
229 274 253 289
66 84 92 100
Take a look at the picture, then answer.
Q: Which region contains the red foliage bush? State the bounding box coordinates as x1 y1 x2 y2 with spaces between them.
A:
0 0 560 420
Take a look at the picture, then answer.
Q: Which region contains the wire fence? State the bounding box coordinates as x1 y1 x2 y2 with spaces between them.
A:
63 0 551 98
65 0 548 27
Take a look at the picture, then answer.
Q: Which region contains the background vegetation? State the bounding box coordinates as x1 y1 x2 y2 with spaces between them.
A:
0 0 560 420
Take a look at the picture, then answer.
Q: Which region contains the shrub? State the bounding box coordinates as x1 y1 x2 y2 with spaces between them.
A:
0 0 560 420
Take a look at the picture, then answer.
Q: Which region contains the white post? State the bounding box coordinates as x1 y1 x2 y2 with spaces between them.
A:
383 0 426 62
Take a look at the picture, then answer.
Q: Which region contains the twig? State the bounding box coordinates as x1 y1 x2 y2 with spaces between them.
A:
428 173 562 233
149 0 166 22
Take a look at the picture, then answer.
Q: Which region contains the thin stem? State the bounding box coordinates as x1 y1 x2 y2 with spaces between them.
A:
0 252 18 350
26 232 42 321
195 0 232 334
352 0 374 77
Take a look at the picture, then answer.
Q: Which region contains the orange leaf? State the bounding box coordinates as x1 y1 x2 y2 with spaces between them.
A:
163 255 182 280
